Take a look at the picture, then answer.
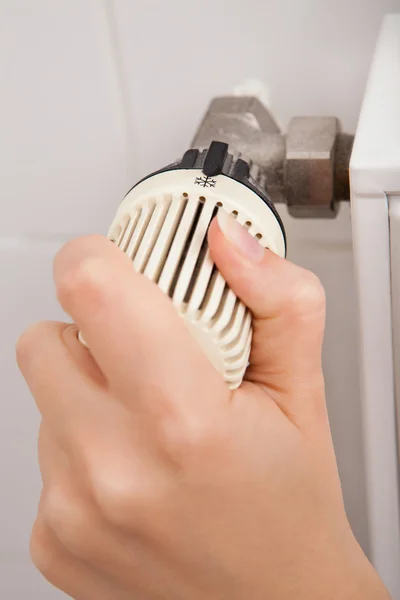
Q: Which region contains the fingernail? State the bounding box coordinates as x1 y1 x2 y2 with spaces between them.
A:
217 210 265 263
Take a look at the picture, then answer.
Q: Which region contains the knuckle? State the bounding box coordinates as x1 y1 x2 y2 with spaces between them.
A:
287 272 326 318
16 322 46 371
88 457 166 532
89 464 142 527
160 417 228 467
43 484 92 558
57 255 111 311
30 519 59 580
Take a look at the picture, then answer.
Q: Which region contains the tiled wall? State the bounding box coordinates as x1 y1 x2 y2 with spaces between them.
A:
1 1 398 597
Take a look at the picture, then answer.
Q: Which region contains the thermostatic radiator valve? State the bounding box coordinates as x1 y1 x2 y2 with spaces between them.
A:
81 141 286 389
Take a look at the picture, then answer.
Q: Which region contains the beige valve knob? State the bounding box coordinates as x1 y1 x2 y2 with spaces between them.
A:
80 142 286 389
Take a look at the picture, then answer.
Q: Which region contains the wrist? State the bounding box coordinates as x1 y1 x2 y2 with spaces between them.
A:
331 540 391 600
295 532 392 600
340 563 391 600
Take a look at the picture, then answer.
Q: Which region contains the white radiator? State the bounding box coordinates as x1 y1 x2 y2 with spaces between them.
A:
351 13 400 598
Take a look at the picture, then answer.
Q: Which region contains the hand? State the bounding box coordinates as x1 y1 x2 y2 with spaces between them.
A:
17 214 390 600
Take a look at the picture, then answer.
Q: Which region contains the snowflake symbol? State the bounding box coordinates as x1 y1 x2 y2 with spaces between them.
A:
194 176 217 188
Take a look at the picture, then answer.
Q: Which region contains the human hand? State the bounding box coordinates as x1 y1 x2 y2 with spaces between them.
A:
17 213 390 599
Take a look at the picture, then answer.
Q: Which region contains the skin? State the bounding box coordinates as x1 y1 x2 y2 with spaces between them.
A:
16 216 391 600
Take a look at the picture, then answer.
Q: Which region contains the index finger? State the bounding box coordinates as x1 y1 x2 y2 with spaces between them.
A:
53 236 228 414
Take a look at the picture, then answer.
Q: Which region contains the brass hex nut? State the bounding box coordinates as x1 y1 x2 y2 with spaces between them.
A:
285 117 339 218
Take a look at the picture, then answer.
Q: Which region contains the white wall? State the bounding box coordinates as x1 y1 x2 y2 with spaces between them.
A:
1 1 398 597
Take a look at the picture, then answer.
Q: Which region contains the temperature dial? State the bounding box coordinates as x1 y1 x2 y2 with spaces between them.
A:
82 141 286 389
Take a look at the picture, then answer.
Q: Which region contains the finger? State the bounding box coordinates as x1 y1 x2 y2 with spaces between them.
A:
31 518 133 600
208 212 326 414
18 321 173 492
17 320 106 391
37 457 189 599
37 423 69 484
37 426 139 571
36 429 145 587
53 235 228 413
17 321 110 442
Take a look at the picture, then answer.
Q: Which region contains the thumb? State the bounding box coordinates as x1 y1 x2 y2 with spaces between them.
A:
208 211 326 405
